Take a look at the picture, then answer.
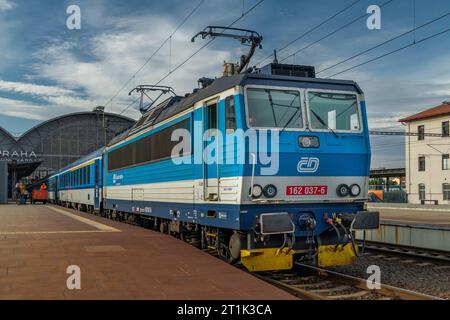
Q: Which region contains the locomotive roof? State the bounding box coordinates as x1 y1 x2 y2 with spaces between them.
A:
109 73 362 146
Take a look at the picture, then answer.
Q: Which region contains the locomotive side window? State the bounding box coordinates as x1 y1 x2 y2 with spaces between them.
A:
308 92 360 132
206 103 217 130
246 88 302 129
225 96 236 133
108 118 191 171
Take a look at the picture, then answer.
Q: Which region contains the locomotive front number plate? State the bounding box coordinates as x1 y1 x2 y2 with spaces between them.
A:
286 185 328 196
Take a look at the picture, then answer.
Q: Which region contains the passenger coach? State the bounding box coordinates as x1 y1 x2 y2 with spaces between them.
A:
48 148 103 212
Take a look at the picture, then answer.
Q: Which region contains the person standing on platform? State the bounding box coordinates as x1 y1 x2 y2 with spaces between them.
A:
14 182 20 202
18 182 26 205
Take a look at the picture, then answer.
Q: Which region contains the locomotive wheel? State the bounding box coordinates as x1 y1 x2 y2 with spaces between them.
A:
228 232 245 264
218 242 236 264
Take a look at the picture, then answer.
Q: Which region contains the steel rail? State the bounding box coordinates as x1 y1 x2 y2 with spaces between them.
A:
251 262 443 300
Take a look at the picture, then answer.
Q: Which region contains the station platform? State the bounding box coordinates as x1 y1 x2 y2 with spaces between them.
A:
368 203 450 227
0 204 295 300
358 204 450 252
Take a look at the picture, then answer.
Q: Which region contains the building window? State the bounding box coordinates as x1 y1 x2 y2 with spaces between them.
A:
443 121 449 137
418 184 426 200
418 156 426 171
443 154 449 170
418 125 424 140
443 184 450 201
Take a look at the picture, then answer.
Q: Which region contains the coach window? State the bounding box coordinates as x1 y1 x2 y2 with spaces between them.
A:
418 156 426 172
443 184 450 201
95 164 99 184
225 96 236 133
418 184 426 201
418 125 425 140
87 166 91 184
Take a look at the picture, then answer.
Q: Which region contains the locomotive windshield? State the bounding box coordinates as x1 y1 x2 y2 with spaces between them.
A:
246 88 303 129
307 92 360 132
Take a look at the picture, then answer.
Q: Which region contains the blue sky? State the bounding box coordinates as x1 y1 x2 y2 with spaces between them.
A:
0 0 449 168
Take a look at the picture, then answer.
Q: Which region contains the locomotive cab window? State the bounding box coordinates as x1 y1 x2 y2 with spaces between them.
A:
246 88 303 129
307 91 360 132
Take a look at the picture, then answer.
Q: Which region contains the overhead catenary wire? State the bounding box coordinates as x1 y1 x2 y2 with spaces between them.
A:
279 0 396 63
119 0 266 115
326 27 450 78
104 0 206 112
254 0 362 67
316 12 450 75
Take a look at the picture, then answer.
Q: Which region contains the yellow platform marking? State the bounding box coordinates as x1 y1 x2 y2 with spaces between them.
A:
46 206 120 232
0 230 115 235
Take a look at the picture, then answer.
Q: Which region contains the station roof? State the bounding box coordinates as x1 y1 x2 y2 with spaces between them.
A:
399 101 450 122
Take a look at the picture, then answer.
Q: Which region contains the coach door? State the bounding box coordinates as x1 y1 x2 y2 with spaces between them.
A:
202 100 220 201
94 160 100 210
54 176 59 202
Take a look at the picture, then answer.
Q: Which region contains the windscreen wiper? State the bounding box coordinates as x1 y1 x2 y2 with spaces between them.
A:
267 90 278 127
280 109 300 133
310 109 338 138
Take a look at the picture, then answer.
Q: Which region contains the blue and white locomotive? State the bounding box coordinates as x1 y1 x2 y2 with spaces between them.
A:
47 27 379 271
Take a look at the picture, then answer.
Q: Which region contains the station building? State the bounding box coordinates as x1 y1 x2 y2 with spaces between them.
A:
0 107 134 198
399 101 450 204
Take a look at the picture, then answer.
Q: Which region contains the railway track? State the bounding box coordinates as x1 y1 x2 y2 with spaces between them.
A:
360 241 450 263
253 263 444 300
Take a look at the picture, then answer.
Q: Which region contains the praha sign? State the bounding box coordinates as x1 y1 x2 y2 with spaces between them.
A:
0 150 38 162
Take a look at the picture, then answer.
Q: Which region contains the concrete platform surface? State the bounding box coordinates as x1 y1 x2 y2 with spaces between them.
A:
377 208 450 228
0 204 296 300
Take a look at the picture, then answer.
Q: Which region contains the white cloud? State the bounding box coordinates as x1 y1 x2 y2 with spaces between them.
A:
0 0 14 12
0 80 75 97
31 15 233 118
0 97 49 120
0 80 95 117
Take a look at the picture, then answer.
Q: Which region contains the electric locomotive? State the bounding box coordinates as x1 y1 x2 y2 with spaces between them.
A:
47 26 379 272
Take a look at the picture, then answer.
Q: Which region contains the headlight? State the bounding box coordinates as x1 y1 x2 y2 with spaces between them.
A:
336 184 349 197
263 184 277 198
349 184 361 197
250 184 263 198
299 136 319 148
